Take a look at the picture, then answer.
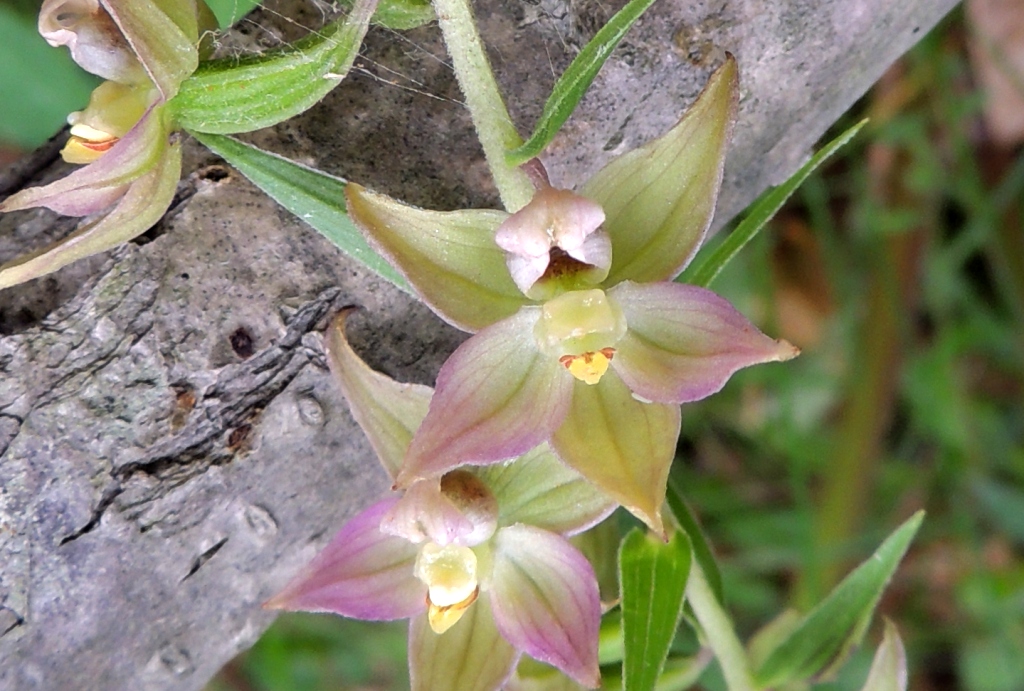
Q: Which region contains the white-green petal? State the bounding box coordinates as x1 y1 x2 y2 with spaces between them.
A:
475 444 615 536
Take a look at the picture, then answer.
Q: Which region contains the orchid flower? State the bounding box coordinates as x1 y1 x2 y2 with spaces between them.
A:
0 0 214 289
267 310 616 690
343 56 798 533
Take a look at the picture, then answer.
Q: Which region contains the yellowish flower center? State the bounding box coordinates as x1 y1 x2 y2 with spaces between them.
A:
535 289 626 385
426 589 479 634
559 348 616 385
414 542 479 633
60 81 152 164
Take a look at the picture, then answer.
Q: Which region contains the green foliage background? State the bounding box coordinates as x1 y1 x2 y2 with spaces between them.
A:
1 4 1020 690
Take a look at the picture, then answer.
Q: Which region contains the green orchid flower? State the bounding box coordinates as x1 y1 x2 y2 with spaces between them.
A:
344 56 798 533
0 0 214 290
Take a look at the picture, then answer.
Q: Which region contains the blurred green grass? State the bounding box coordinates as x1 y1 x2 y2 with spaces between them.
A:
2 3 1021 690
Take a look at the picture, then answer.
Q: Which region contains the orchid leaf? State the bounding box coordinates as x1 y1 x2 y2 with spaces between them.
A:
505 0 658 166
205 0 262 27
619 529 691 691
171 0 377 133
326 309 431 479
191 132 408 290
665 476 723 606
338 0 435 29
346 183 528 332
581 56 737 286
859 620 908 691
680 118 867 288
754 511 924 688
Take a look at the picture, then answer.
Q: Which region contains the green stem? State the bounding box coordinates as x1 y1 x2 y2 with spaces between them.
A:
686 560 757 691
432 0 535 211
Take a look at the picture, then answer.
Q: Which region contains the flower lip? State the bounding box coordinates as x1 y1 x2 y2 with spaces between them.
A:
495 186 611 298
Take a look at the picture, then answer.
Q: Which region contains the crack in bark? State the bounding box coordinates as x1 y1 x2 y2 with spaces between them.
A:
57 287 344 543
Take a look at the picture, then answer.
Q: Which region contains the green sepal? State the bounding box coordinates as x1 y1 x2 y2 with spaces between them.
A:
345 183 527 332
619 529 692 691
753 511 924 688
580 56 737 286
170 0 377 134
680 118 867 288
191 132 408 289
505 0 658 166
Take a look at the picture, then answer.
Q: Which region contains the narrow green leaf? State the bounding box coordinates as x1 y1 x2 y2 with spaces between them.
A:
619 529 692 691
505 0 658 166
170 0 376 134
338 0 435 29
666 474 723 605
680 118 867 288
754 511 924 688
192 132 408 290
204 0 262 28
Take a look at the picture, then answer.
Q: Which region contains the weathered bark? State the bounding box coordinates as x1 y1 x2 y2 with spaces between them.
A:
0 0 957 688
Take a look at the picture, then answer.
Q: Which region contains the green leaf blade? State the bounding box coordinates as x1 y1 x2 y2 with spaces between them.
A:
619 529 692 691
754 511 924 688
171 0 376 134
192 132 408 290
666 474 724 606
505 0 658 167
680 118 868 288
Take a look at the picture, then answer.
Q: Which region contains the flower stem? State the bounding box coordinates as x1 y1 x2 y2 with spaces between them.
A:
686 560 757 691
432 0 535 212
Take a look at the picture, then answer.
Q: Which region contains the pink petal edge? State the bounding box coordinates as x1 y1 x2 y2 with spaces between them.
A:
265 498 425 621
609 281 799 404
489 525 602 688
397 309 574 486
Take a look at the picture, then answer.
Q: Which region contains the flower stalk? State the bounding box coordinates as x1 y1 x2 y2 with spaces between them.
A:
432 0 535 211
685 560 757 691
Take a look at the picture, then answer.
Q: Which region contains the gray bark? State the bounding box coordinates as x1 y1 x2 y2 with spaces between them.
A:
0 0 957 688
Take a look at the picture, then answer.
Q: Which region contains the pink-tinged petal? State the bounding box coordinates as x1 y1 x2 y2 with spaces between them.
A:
860 620 907 691
397 309 574 486
579 56 738 284
39 0 146 84
265 498 425 620
609 281 799 404
1 107 165 216
326 309 432 480
550 371 680 535
346 183 527 332
409 597 520 691
103 0 199 98
489 525 601 688
380 479 476 547
0 131 180 290
475 444 615 536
